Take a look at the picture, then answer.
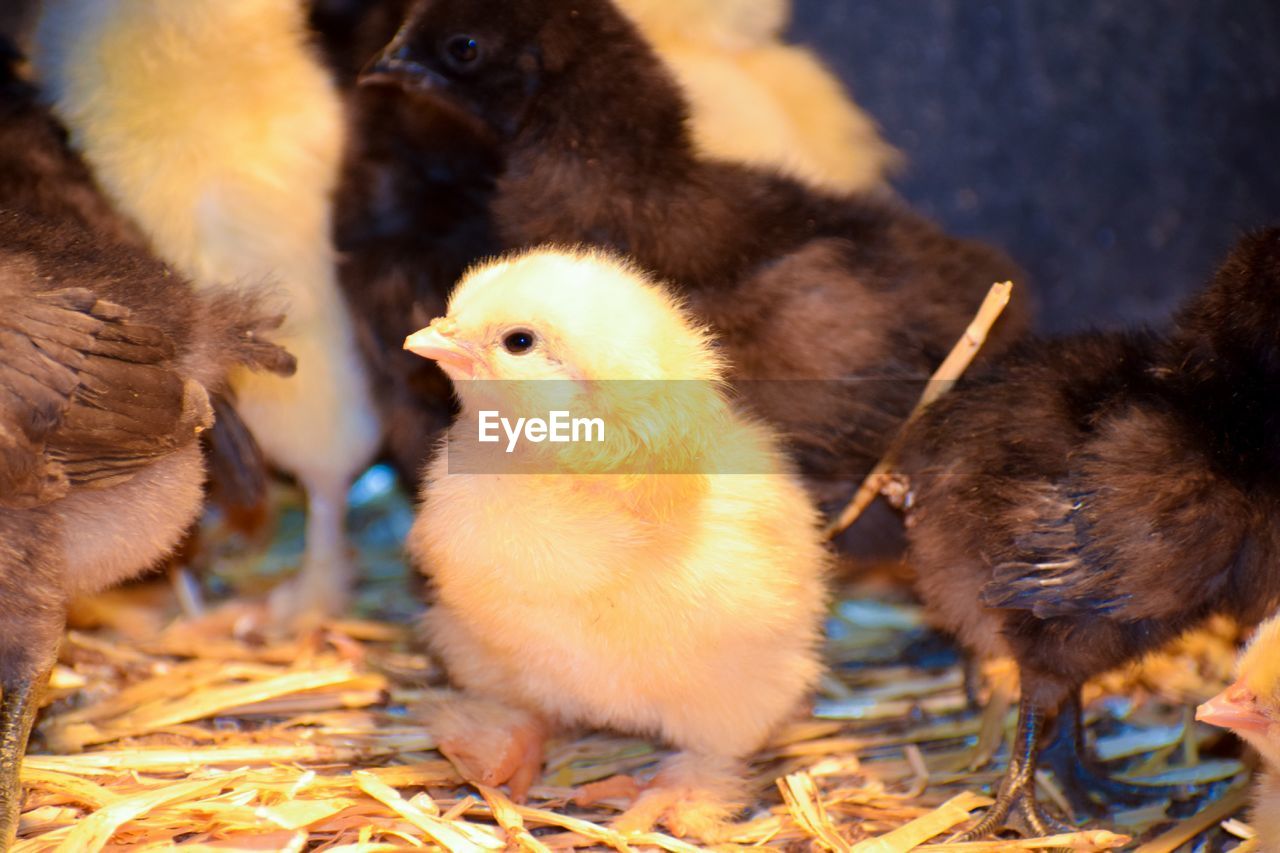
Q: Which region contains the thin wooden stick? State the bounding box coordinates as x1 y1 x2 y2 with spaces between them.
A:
825 281 1013 539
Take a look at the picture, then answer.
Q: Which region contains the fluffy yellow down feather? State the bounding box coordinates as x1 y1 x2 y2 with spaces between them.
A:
34 0 381 618
405 248 831 841
1236 616 1280 851
1200 614 1280 850
616 0 901 193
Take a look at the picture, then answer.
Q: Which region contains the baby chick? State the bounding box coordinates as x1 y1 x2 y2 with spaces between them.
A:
1198 614 1280 850
404 248 831 841
362 0 1028 514
613 0 901 192
34 0 382 620
0 45 293 846
896 229 1280 837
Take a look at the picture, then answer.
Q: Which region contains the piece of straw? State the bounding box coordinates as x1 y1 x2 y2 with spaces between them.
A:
54 772 243 853
825 280 1013 539
473 784 554 853
352 770 504 851
849 791 991 853
1132 785 1251 853
779 771 849 852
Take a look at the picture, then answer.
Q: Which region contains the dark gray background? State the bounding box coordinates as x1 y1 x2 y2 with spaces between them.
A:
8 0 1279 332
791 0 1280 331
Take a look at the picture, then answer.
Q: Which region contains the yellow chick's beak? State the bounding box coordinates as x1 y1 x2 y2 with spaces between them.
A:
405 319 476 378
1196 680 1271 735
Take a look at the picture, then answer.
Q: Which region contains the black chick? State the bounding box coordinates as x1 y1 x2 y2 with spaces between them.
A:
359 0 1029 509
896 229 1280 837
310 0 503 486
309 0 413 85
0 47 293 845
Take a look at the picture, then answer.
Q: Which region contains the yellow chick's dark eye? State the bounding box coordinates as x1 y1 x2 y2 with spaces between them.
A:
503 330 535 354
446 35 480 65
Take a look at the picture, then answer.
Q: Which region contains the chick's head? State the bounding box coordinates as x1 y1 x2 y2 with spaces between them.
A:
408 247 720 382
1198 614 1280 770
1176 227 1280 377
358 0 635 137
405 248 728 473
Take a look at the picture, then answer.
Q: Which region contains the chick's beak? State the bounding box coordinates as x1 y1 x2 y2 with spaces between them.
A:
1196 681 1271 734
359 48 449 93
405 319 476 377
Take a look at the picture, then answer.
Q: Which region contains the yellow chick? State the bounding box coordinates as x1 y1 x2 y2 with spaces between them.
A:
404 248 831 841
615 0 901 193
1198 614 1280 850
34 0 382 620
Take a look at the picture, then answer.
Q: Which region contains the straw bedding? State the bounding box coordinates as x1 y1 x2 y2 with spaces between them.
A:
9 473 1260 852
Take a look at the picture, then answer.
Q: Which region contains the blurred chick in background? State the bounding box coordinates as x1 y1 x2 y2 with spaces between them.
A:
0 43 293 846
896 230 1280 837
34 0 383 620
361 0 1026 515
307 0 897 491
1199 614 1280 850
310 0 896 192
308 0 503 488
404 249 831 841
613 0 900 192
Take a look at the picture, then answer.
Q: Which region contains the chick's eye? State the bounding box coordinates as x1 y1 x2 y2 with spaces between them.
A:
444 35 480 67
503 330 535 354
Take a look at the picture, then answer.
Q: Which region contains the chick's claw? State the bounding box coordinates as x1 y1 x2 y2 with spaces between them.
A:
574 774 642 807
267 541 356 631
612 784 737 843
438 728 543 801
607 753 748 843
952 698 1072 842
421 696 545 802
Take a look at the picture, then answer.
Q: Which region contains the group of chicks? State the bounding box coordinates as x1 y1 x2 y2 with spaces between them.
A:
1 0 1278 847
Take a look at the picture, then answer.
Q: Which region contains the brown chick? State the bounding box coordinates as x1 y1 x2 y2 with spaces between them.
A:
403 248 831 842
896 229 1280 837
1198 613 1280 850
0 44 293 847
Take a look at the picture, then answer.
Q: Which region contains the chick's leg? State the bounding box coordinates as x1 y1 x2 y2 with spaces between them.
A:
271 476 354 626
953 696 1072 841
0 625 60 849
613 752 747 843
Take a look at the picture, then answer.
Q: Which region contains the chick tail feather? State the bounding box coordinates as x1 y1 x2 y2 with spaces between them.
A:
203 392 270 512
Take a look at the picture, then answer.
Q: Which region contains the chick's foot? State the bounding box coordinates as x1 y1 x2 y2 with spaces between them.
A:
0 666 51 849
1042 692 1189 817
574 774 643 807
612 753 747 843
419 694 545 801
269 485 355 628
953 698 1072 841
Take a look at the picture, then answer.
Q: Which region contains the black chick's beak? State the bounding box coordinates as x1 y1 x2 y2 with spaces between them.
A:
359 50 450 94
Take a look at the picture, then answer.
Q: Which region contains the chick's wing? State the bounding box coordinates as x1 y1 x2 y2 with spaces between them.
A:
0 286 211 507
982 401 1254 624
